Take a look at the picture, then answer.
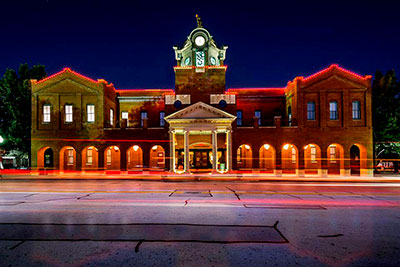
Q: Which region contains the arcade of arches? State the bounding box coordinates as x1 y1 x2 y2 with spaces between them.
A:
35 142 369 176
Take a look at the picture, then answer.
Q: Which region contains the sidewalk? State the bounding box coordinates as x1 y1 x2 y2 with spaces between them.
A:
1 170 400 183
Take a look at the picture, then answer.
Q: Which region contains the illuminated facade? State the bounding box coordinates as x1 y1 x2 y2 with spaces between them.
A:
30 19 374 176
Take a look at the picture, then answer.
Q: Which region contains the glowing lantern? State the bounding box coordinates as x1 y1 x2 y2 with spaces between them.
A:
263 144 270 150
133 145 139 152
244 145 250 150
283 144 289 150
152 145 158 151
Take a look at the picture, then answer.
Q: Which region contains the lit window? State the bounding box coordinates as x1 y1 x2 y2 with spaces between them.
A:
87 104 95 122
43 104 51 123
121 111 129 127
87 148 93 165
237 110 242 126
307 102 315 120
140 111 147 127
310 145 317 163
67 149 74 165
291 147 296 163
65 104 73 123
255 110 261 126
160 111 165 127
106 148 112 165
352 101 361 120
128 150 131 164
110 109 114 126
288 106 292 126
330 146 336 163
329 101 338 120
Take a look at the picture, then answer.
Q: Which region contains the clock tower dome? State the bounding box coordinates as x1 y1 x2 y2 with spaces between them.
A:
173 15 228 101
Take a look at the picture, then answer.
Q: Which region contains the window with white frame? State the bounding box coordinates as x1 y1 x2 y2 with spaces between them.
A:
310 145 317 163
67 149 74 165
307 102 315 120
291 147 296 163
43 104 51 123
352 101 361 120
110 109 114 126
121 111 129 127
65 104 73 123
87 104 95 122
329 101 338 120
87 148 93 165
160 111 165 127
106 148 112 165
329 146 336 163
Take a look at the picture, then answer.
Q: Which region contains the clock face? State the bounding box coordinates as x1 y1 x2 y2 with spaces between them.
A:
210 57 216 66
194 36 205 47
184 57 191 66
195 51 205 67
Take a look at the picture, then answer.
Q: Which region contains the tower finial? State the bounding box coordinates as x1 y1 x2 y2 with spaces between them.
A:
195 14 203 28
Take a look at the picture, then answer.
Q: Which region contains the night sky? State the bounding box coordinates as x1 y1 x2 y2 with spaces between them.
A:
1 0 399 89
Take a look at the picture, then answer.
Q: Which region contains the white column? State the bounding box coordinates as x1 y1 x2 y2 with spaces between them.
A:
226 129 232 171
169 130 175 172
184 130 190 173
212 130 218 172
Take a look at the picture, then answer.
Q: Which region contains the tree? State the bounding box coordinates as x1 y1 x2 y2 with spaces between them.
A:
372 69 400 165
0 64 46 162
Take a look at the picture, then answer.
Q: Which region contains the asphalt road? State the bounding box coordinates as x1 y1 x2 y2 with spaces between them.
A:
1 180 400 267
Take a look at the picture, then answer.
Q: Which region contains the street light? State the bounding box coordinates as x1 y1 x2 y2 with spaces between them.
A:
0 135 4 144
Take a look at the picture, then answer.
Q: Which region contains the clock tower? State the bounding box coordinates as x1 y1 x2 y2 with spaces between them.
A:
173 15 228 102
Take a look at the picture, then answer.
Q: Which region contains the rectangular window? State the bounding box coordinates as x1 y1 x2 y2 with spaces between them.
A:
127 150 131 164
237 110 243 126
352 101 361 120
140 111 147 127
106 148 112 165
310 145 317 163
291 147 296 164
65 104 73 123
87 148 93 165
160 111 165 127
307 102 315 120
43 104 51 123
121 111 129 127
67 149 74 165
110 109 114 126
255 110 261 126
330 146 336 163
329 101 338 120
87 104 95 122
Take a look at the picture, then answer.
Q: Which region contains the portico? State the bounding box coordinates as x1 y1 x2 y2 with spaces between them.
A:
165 102 236 174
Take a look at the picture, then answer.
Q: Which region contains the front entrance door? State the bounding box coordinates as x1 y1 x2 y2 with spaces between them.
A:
193 150 211 169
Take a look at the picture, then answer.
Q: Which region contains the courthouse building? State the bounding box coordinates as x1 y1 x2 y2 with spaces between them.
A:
30 19 374 176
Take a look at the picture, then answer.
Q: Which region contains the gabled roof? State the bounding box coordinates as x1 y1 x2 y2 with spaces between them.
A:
289 64 372 88
165 101 236 121
227 88 285 96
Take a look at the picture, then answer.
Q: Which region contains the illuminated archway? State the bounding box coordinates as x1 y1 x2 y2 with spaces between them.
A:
327 144 344 175
237 144 252 169
127 145 143 170
59 146 76 172
150 145 165 170
259 144 275 172
282 144 298 173
104 146 120 170
303 144 321 174
350 143 367 176
37 146 54 169
82 146 99 172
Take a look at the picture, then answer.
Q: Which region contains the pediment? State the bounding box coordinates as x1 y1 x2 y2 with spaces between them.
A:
305 75 367 91
165 102 236 121
33 78 99 95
